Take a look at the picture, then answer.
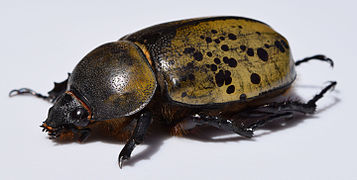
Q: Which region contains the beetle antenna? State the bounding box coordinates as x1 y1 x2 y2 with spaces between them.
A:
295 54 334 67
9 88 50 101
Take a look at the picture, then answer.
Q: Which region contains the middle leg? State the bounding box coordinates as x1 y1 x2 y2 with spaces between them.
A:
191 113 254 138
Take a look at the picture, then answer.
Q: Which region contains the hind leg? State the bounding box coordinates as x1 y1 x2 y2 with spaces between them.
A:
175 81 336 138
295 54 334 67
245 81 337 131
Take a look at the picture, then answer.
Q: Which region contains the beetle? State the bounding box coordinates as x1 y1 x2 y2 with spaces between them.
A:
10 16 336 168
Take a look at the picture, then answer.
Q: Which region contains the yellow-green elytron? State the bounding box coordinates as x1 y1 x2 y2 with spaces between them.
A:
124 16 296 105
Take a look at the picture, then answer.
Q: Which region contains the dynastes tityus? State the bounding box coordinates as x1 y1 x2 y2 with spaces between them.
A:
10 16 336 168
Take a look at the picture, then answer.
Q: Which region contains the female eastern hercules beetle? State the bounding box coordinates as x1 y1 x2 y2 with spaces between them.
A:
10 16 336 168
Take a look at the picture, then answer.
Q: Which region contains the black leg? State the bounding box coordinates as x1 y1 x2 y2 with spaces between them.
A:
295 54 334 67
253 81 337 114
9 88 50 101
9 73 70 103
306 81 337 106
78 128 91 142
118 112 152 168
245 81 337 131
246 112 293 131
69 127 92 142
192 113 254 138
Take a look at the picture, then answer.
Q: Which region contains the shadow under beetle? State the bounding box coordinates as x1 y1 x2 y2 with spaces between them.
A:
10 16 337 168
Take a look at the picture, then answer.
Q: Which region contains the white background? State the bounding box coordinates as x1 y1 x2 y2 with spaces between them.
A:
1 0 356 179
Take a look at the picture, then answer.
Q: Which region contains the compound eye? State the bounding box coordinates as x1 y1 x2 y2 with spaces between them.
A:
71 108 89 120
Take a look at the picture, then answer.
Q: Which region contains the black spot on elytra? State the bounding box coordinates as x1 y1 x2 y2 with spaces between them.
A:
226 85 235 94
223 57 229 64
257 48 268 61
256 32 261 35
188 74 195 81
250 73 261 84
220 37 225 40
240 45 246 51
205 37 212 43
193 52 203 61
186 62 194 69
228 33 237 40
228 58 237 67
240 94 247 100
281 40 289 49
238 25 243 29
206 52 212 57
224 70 232 85
211 30 218 34
183 47 195 54
214 58 221 64
181 92 187 98
210 64 217 71
215 70 225 87
214 39 220 44
221 45 229 51
200 35 204 39
264 44 270 48
275 40 285 53
247 48 254 56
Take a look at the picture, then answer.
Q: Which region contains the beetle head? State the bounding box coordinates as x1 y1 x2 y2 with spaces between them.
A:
42 91 91 139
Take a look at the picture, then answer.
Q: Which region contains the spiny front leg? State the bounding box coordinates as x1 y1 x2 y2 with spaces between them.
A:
9 88 50 101
118 111 152 168
9 73 70 103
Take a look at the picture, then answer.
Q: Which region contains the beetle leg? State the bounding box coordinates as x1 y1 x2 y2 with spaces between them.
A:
192 113 254 138
295 54 334 67
245 81 337 131
47 74 70 102
245 112 293 131
254 81 336 114
78 128 91 142
9 73 70 103
67 127 91 142
306 81 337 107
118 112 152 169
9 88 50 101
